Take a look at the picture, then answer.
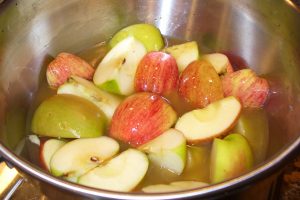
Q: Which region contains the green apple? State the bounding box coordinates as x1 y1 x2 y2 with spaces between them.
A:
31 94 107 138
50 136 119 182
210 133 254 184
142 181 208 193
57 76 122 121
164 41 200 72
139 128 186 175
40 139 66 171
93 36 147 95
109 23 164 52
78 149 149 192
175 96 242 144
233 108 269 164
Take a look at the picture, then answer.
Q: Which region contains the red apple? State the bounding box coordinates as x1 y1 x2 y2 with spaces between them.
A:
222 69 269 108
109 92 177 147
46 52 95 89
178 60 224 108
134 52 179 95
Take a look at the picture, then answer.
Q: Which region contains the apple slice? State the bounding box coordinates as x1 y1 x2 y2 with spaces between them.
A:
109 23 164 52
78 149 149 192
57 76 122 121
233 108 269 164
110 92 177 147
139 129 186 175
142 181 208 193
40 139 66 171
50 137 119 182
31 94 107 138
210 133 254 184
164 41 200 72
202 53 234 74
175 96 242 144
93 36 147 95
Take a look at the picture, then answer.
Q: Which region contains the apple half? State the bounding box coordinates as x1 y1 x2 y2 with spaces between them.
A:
50 136 119 182
40 139 66 171
142 181 208 193
57 76 122 121
210 133 254 184
139 128 186 175
175 96 242 144
78 149 149 192
93 36 147 95
164 41 200 72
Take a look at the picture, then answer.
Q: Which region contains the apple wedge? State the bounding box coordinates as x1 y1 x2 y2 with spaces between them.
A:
202 53 234 75
50 137 119 182
210 133 254 184
93 36 147 95
139 129 186 175
142 181 208 193
175 96 242 144
78 149 149 192
40 139 66 171
57 76 122 121
164 41 200 72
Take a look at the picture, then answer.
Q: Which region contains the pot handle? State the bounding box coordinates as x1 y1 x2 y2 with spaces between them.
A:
0 161 24 200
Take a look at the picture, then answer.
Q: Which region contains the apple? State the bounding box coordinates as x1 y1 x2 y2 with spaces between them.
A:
210 133 254 184
139 128 186 175
202 53 234 74
28 135 40 146
233 108 269 164
40 139 66 171
31 94 107 138
110 92 177 147
134 52 179 95
57 76 122 121
109 23 164 52
50 136 119 182
78 148 149 192
222 69 269 108
164 41 200 72
178 60 224 108
142 181 208 193
46 52 95 89
93 36 147 95
175 96 241 144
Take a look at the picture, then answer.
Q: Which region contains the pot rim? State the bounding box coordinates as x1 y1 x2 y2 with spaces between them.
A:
0 136 299 199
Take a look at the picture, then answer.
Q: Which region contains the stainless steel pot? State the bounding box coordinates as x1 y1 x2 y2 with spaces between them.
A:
0 0 300 199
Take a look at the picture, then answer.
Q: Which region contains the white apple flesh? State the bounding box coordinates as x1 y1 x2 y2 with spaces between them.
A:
93 36 147 95
202 53 233 74
50 137 119 182
139 128 186 175
57 76 122 121
175 96 242 144
142 181 208 193
78 149 149 192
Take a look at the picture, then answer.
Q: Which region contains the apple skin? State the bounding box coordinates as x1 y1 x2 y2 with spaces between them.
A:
210 133 254 184
233 108 269 164
31 94 107 138
109 23 164 52
222 69 269 108
46 52 95 89
178 60 224 108
134 52 179 96
109 92 177 147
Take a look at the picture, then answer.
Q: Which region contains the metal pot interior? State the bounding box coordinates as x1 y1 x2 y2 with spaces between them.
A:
0 0 300 199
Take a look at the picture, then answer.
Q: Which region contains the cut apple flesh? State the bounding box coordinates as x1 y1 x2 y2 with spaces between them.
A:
142 181 208 193
93 36 147 95
139 129 186 175
78 149 149 192
202 53 233 74
50 137 119 182
57 76 122 121
40 139 66 171
175 96 242 143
